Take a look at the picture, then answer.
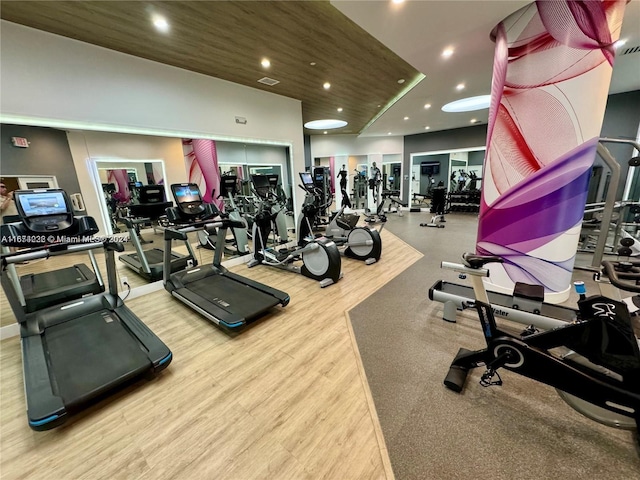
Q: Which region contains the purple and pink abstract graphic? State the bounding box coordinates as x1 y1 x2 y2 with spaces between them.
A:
477 0 627 301
183 138 224 211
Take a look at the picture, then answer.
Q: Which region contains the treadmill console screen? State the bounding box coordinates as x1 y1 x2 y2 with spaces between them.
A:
172 184 202 204
13 189 74 233
17 191 69 218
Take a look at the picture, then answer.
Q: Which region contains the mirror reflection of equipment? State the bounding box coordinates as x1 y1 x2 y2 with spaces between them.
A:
119 185 196 282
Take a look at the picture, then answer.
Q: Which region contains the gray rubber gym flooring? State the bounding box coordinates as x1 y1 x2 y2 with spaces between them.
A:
349 211 640 480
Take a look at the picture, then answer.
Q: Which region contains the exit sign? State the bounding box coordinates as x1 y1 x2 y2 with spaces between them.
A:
11 137 29 148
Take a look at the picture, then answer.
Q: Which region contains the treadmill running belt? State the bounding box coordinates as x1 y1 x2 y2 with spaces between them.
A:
45 311 151 406
21 266 90 295
145 249 180 264
130 249 180 264
187 275 281 319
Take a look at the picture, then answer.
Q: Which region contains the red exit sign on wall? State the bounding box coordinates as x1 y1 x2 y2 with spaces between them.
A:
11 137 29 148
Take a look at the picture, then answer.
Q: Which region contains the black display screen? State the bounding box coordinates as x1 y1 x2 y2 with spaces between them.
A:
421 163 440 175
172 184 202 204
299 172 314 187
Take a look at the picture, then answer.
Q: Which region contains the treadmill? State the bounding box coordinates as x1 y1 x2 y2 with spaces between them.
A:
119 185 195 281
1 189 172 430
12 258 104 313
163 183 290 331
2 209 105 313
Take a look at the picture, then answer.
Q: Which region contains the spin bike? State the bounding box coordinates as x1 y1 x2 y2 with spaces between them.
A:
248 174 342 288
442 253 640 451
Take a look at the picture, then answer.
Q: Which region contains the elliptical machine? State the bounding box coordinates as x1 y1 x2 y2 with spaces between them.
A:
248 174 342 288
196 176 250 256
298 172 382 265
442 253 640 452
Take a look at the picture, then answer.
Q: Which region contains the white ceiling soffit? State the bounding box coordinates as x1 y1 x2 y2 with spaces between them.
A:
332 0 640 137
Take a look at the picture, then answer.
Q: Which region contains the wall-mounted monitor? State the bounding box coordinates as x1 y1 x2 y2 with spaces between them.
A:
421 162 440 176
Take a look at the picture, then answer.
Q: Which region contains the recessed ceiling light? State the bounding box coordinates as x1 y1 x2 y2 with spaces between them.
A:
323 131 328 134
378 105 381 108
398 79 405 84
388 132 392 135
310 62 317 66
425 126 430 130
323 82 331 90
152 14 170 33
261 58 270 68
456 83 465 91
424 103 431 109
442 47 454 58
337 107 343 112
304 119 348 130
392 0 405 4
404 116 409 120
470 118 478 124
442 95 491 112
614 39 627 49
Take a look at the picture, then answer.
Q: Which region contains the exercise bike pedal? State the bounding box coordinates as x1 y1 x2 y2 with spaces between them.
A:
479 368 503 387
520 325 539 337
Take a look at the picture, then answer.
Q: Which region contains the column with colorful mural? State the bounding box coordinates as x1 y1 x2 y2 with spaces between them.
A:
477 0 628 303
182 138 223 211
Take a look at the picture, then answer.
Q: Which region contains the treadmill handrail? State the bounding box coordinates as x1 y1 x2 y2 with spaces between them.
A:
123 216 152 228
2 242 106 265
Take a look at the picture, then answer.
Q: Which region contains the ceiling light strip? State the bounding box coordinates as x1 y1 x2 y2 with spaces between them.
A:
359 73 425 135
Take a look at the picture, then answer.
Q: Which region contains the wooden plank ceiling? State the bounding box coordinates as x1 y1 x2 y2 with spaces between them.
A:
1 1 421 135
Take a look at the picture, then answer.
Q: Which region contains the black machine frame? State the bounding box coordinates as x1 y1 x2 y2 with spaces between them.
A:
442 254 640 450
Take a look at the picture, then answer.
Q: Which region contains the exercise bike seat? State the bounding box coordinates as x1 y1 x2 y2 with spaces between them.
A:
337 213 359 231
462 253 503 269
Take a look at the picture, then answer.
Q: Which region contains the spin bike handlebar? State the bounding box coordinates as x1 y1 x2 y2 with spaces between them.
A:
602 260 640 294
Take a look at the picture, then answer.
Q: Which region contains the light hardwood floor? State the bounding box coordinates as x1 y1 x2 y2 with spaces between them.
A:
0 229 422 479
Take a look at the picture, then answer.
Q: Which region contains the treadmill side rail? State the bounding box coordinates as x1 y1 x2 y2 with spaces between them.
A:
114 304 173 371
223 270 290 306
22 335 67 430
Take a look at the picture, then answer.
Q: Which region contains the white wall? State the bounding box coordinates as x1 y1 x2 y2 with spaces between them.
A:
1 21 305 217
310 135 403 157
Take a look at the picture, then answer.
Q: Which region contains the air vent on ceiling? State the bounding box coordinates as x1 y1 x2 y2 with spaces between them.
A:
258 77 280 86
620 45 640 55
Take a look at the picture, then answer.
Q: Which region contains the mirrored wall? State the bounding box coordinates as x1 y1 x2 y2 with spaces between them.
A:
314 153 403 211
409 147 485 209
